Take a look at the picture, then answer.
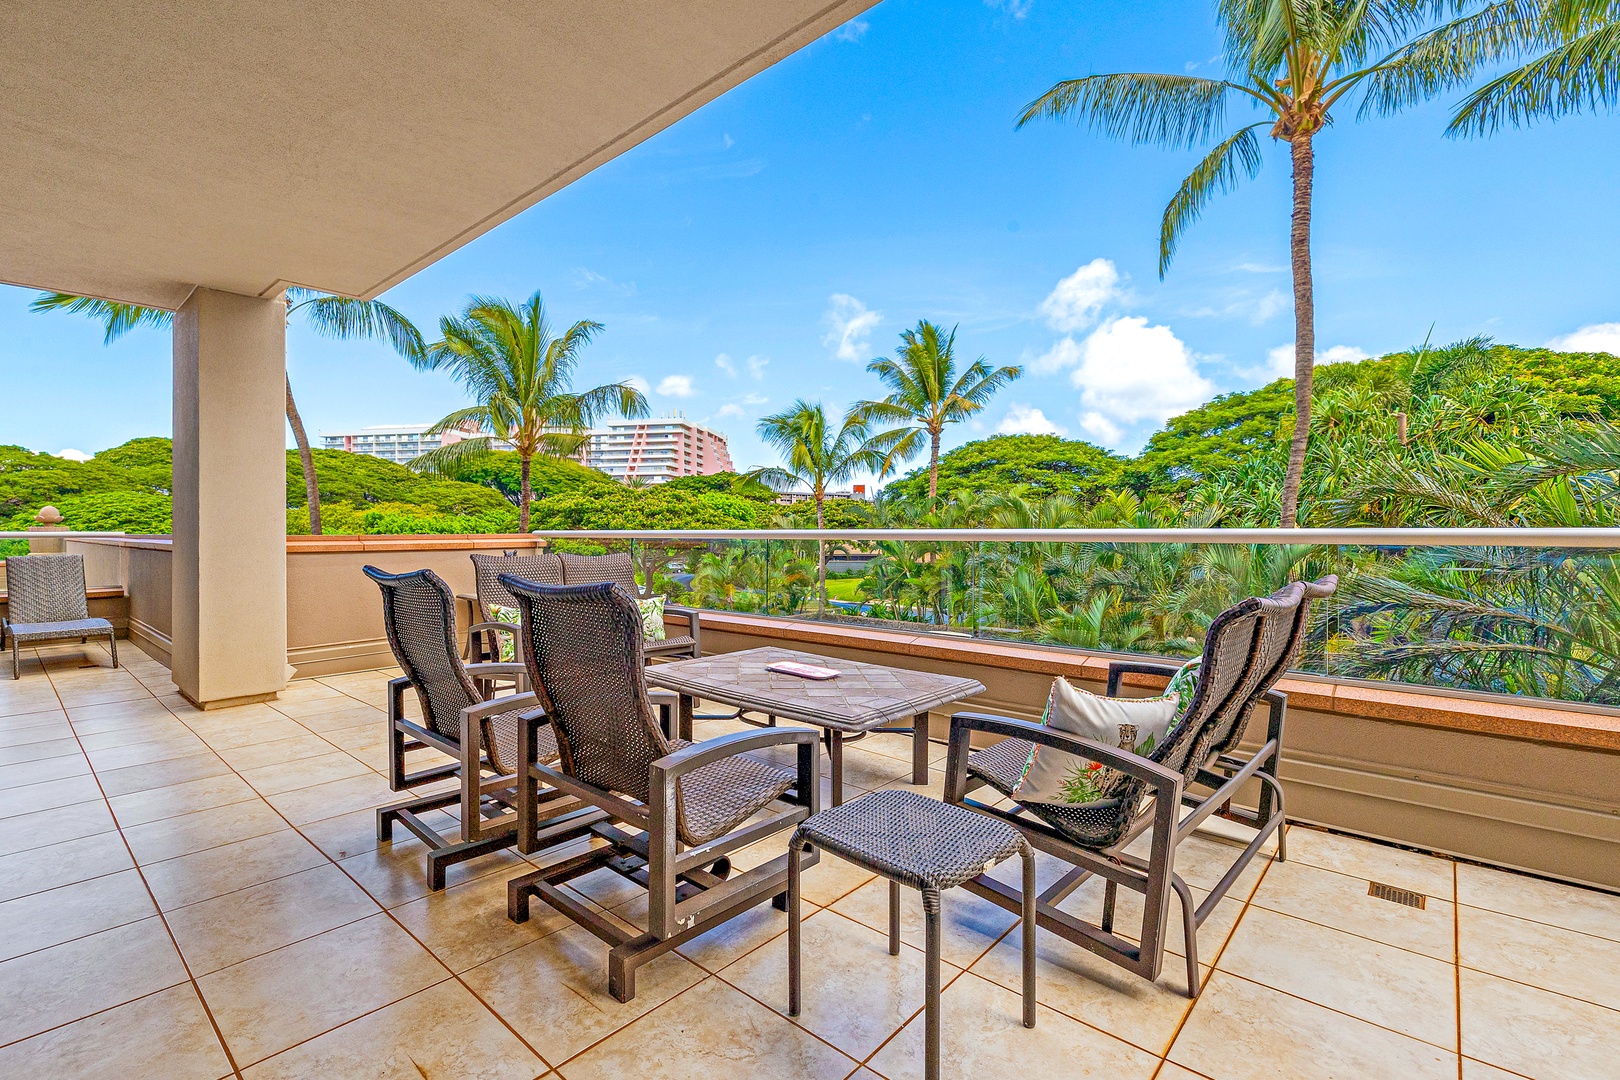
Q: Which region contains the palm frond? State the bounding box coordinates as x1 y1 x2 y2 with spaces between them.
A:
31 293 173 343
408 436 497 476
1017 73 1243 149
1448 15 1620 133
1159 124 1267 276
292 295 426 362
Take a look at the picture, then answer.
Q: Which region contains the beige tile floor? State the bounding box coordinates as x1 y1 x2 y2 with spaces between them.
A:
1 640 1617 1079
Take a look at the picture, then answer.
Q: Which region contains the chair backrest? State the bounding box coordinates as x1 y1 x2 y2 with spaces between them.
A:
1207 575 1338 757
4 554 90 624
558 552 640 596
501 576 667 802
471 552 563 617
364 565 481 744
1148 582 1302 783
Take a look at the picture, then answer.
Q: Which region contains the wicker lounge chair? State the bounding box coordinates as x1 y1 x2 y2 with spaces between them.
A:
465 550 701 662
944 576 1336 997
501 577 819 1002
364 565 603 890
465 552 565 664
2 553 117 679
556 551 702 659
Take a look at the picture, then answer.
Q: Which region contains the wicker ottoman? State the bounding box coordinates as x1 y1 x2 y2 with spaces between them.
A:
786 788 1036 1080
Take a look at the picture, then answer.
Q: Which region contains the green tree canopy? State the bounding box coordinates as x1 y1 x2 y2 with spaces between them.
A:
886 435 1126 502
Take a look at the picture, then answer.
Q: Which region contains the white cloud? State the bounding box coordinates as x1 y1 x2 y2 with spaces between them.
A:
741 392 769 406
1079 412 1123 446
822 294 882 361
1547 322 1620 355
1029 336 1083 375
55 448 91 462
1069 316 1215 448
717 404 745 418
624 375 651 395
656 375 695 397
1258 343 1371 380
833 18 869 41
1040 259 1122 332
996 404 1067 436
746 355 769 379
1233 261 1286 274
714 353 737 378
1252 290 1288 324
986 0 1032 17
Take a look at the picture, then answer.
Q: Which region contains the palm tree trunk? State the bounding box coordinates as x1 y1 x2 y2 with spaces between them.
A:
815 492 827 616
1280 134 1316 528
927 429 942 501
519 453 533 532
285 377 322 535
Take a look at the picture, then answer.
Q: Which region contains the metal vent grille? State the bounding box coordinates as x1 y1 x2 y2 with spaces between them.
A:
1368 882 1427 909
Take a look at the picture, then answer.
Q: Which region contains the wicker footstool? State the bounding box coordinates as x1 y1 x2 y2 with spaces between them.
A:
786 788 1035 1080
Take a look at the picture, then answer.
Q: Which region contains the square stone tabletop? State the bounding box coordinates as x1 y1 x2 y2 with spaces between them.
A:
644 646 985 732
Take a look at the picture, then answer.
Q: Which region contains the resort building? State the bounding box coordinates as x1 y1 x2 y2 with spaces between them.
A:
320 424 512 464
582 418 735 484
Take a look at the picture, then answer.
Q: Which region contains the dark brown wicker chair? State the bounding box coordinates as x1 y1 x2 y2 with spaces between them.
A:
2 554 117 679
364 565 601 890
944 576 1336 997
464 552 565 664
501 577 819 1002
557 551 701 660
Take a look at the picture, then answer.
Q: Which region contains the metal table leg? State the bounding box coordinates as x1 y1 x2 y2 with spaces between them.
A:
912 710 930 785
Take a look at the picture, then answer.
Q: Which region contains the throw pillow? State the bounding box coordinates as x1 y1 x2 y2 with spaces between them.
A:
1012 678 1180 806
488 604 520 662
637 595 667 642
1164 655 1202 727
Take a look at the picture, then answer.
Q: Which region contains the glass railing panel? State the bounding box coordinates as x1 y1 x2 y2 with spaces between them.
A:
534 531 1620 709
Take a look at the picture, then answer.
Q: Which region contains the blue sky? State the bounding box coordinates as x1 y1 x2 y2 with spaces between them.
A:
3 0 1618 477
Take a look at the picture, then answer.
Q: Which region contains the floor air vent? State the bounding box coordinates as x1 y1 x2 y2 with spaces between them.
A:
1368 882 1427 909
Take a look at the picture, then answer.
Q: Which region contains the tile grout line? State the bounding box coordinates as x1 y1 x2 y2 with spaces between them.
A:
1455 859 1463 1080
1151 829 1279 1074
16 641 248 1080
153 662 561 1074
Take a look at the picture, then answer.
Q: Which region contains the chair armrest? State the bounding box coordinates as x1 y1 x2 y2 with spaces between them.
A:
460 690 540 725
1105 660 1181 697
465 661 528 679
945 711 1182 792
650 726 818 779
467 621 517 636
663 603 701 652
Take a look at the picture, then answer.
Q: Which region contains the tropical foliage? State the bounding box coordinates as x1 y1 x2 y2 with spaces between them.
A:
852 320 1023 499
409 291 647 531
31 288 425 535
1018 0 1494 525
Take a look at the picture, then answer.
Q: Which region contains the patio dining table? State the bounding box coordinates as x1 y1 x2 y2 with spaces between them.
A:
643 645 986 805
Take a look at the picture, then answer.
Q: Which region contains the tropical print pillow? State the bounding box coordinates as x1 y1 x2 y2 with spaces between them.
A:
1014 677 1181 805
638 595 667 642
489 604 520 661
1165 656 1202 731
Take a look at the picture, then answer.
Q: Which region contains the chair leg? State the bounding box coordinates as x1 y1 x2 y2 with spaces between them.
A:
923 887 942 1080
11 638 18 680
888 880 901 955
1172 876 1201 997
788 837 804 1017
1021 845 1037 1029
108 631 118 670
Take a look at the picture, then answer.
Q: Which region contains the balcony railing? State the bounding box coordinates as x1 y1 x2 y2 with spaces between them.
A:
531 527 1620 711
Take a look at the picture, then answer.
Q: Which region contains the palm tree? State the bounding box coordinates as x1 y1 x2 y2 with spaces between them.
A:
750 400 902 610
31 289 424 535
1017 0 1484 526
410 292 647 531
852 320 1023 501
1431 0 1620 135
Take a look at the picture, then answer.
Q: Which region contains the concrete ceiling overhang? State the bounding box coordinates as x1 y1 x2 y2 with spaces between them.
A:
0 1 877 309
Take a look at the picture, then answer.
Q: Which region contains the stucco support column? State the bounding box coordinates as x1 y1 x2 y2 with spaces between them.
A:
172 288 288 708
